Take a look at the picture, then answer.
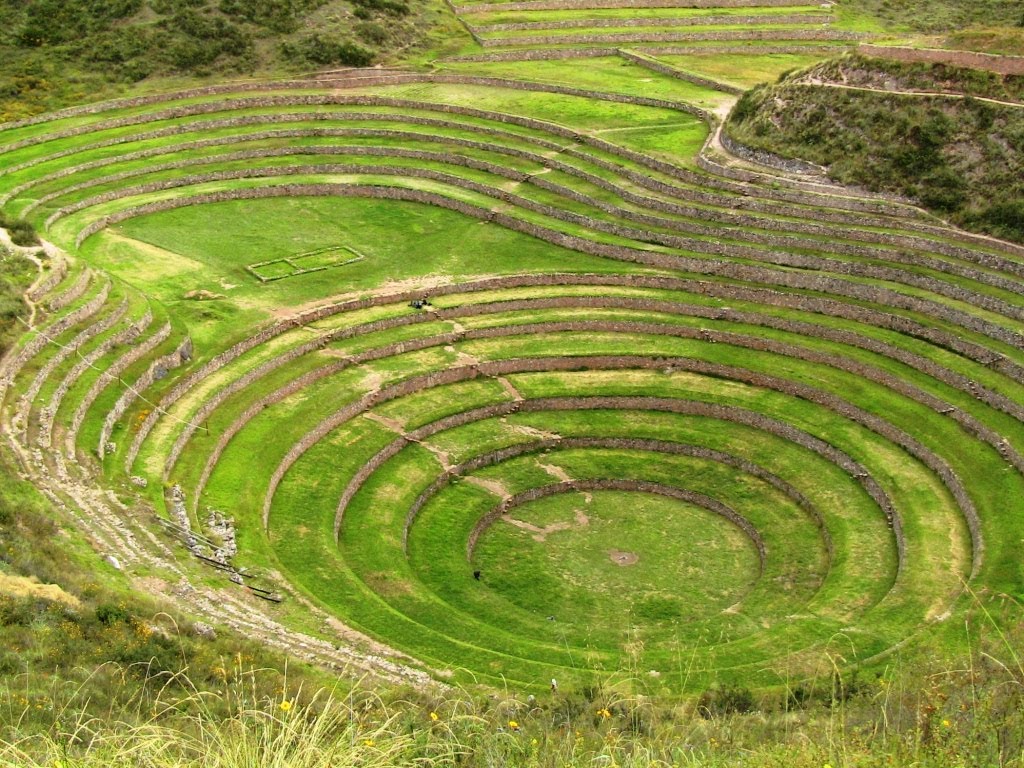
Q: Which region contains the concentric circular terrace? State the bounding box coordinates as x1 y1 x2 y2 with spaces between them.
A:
2 46 1023 694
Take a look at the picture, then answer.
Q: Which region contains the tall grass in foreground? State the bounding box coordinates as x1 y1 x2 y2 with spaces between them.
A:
2 608 1022 768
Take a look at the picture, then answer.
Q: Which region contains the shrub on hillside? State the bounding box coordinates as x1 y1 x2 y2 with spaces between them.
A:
281 34 374 67
0 213 39 247
727 68 1024 244
219 0 328 33
15 0 143 47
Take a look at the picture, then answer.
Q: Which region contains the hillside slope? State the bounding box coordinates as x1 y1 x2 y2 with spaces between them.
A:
726 53 1024 243
0 0 444 121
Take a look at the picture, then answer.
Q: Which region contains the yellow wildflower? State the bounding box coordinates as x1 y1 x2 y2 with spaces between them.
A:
279 700 293 713
429 711 439 721
597 707 611 719
363 739 375 747
508 720 520 731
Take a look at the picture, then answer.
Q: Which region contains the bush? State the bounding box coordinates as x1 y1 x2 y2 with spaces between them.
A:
0 212 39 246
95 603 132 626
219 0 327 33
352 0 410 16
355 21 389 46
16 0 143 47
698 685 756 717
281 35 374 67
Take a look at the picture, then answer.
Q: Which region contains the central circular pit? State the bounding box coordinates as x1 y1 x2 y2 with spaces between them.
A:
473 488 762 630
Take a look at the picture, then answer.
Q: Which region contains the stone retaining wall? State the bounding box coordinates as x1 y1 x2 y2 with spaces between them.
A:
479 28 862 48
67 316 163 457
97 335 192 459
327 394 904 573
46 268 92 312
465 478 767 562
184 305 1021 524
35 144 962 279
27 256 68 303
391 435 825 559
9 91 947 222
3 279 108 388
444 43 845 61
474 14 831 32
617 49 744 94
456 0 809 14
62 170 1024 329
720 128 825 176
261 354 993 572
48 307 152 450
19 296 127 437
71 184 1024 362
859 44 1024 77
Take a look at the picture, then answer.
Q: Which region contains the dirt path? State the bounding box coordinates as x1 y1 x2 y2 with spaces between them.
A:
801 78 1024 109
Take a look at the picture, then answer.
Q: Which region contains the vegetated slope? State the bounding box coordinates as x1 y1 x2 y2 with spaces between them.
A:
844 0 1024 33
726 54 1024 243
0 247 323 737
0 0 438 121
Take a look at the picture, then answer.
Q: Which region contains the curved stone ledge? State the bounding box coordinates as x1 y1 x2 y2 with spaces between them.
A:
617 49 744 95
457 0 810 14
319 394 903 587
97 334 192 460
66 315 163 458
81 189 1024 479
39 147 1024 298
41 304 151 450
444 43 846 61
46 268 92 312
150 270 1023 488
260 354 995 576
172 294 1024 494
473 13 831 32
479 28 863 48
465 478 767 564
187 310 1021 539
19 296 127 440
27 256 69 303
0 78 706 158
858 44 1024 77
66 181 1024 354
14 112 955 248
4 89 929 220
3 278 109 390
720 129 825 177
338 433 830 566
9 94 972 230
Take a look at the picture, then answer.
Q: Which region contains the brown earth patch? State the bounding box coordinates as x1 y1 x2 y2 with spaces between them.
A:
608 549 639 566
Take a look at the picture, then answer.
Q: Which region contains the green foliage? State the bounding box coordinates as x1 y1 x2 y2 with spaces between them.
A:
0 212 38 247
697 685 756 716
352 0 410 16
280 34 374 67
0 0 430 115
161 9 252 71
218 0 328 33
726 62 1024 243
15 0 143 47
846 0 1024 33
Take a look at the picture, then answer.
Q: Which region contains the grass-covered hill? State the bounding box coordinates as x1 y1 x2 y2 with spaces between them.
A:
0 0 446 121
726 52 1024 243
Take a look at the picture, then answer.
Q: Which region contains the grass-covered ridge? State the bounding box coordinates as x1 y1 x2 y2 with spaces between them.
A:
726 52 1024 243
0 0 442 122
